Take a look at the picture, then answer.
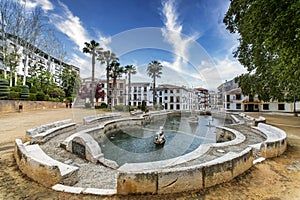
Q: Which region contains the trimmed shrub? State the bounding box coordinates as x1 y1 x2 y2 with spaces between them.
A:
36 92 45 101
0 79 10 99
8 91 20 99
20 85 30 99
30 86 37 93
29 93 37 101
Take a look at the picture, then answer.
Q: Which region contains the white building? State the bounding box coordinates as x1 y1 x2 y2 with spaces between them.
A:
127 82 152 107
218 79 300 112
0 33 79 86
155 84 193 111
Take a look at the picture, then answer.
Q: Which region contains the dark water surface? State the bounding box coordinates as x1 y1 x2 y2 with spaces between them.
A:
99 115 230 165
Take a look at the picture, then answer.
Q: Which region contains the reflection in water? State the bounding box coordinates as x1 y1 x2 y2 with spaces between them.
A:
99 115 231 165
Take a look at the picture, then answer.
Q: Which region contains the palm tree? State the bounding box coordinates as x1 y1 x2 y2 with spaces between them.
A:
82 40 102 107
147 61 163 105
124 65 137 108
110 60 124 107
97 50 118 109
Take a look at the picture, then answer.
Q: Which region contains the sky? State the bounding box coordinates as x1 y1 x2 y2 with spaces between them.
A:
22 0 247 90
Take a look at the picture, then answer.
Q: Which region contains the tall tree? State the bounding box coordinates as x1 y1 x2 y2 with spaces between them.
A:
60 66 81 97
82 40 102 107
97 50 118 109
109 60 124 107
224 0 300 112
3 46 20 87
124 65 137 107
147 61 163 105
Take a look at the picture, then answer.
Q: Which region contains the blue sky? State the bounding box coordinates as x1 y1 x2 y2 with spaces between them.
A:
23 0 247 90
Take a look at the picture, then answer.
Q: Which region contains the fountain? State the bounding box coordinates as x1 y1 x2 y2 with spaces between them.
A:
13 111 288 196
154 126 166 145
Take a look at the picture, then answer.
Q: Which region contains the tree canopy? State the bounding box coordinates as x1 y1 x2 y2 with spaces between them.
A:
224 0 300 102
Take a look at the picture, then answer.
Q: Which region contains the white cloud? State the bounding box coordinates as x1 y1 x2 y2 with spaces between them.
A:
21 0 54 12
49 1 90 51
161 0 199 72
214 56 247 82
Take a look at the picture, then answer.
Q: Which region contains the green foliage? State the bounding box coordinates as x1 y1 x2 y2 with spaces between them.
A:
8 91 19 99
36 91 45 101
147 61 163 104
48 88 65 99
0 79 10 99
30 86 37 93
29 93 37 101
20 85 30 99
224 0 300 102
60 66 81 97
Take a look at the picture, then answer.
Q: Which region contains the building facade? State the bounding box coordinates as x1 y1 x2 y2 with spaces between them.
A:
0 34 79 86
218 78 299 112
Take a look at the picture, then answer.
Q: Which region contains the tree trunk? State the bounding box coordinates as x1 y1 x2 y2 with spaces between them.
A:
91 52 95 107
128 73 131 107
153 72 156 105
106 65 110 109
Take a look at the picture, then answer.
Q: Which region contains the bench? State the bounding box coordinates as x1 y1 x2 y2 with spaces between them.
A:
14 139 79 187
83 113 121 125
26 119 76 144
252 123 287 158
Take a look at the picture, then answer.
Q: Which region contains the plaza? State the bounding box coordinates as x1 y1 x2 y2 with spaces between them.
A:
0 107 299 199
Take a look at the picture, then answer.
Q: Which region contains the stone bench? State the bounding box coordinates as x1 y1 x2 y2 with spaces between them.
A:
251 123 287 158
83 113 121 125
253 116 266 126
14 139 79 187
26 119 76 144
130 110 143 116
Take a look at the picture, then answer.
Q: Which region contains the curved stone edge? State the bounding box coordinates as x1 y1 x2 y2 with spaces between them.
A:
15 112 288 196
251 123 287 158
117 147 254 195
25 119 76 144
14 139 79 187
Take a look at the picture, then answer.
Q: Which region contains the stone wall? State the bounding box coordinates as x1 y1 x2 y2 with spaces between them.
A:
117 147 254 195
0 100 65 113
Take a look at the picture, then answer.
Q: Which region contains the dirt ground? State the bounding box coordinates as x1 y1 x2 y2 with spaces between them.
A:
0 109 299 200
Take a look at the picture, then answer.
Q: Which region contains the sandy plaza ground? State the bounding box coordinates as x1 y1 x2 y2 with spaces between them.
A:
0 108 299 199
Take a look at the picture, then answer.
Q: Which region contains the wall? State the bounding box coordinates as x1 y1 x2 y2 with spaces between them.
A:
0 100 65 113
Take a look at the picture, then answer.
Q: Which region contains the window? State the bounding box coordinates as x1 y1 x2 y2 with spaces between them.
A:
236 103 241 109
120 91 123 96
176 96 180 103
164 96 168 101
170 104 174 110
170 96 174 103
263 104 269 110
176 104 180 110
236 94 241 100
170 89 173 93
119 83 124 89
226 95 230 102
227 104 230 109
278 104 285 110
165 89 168 93
176 89 180 93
